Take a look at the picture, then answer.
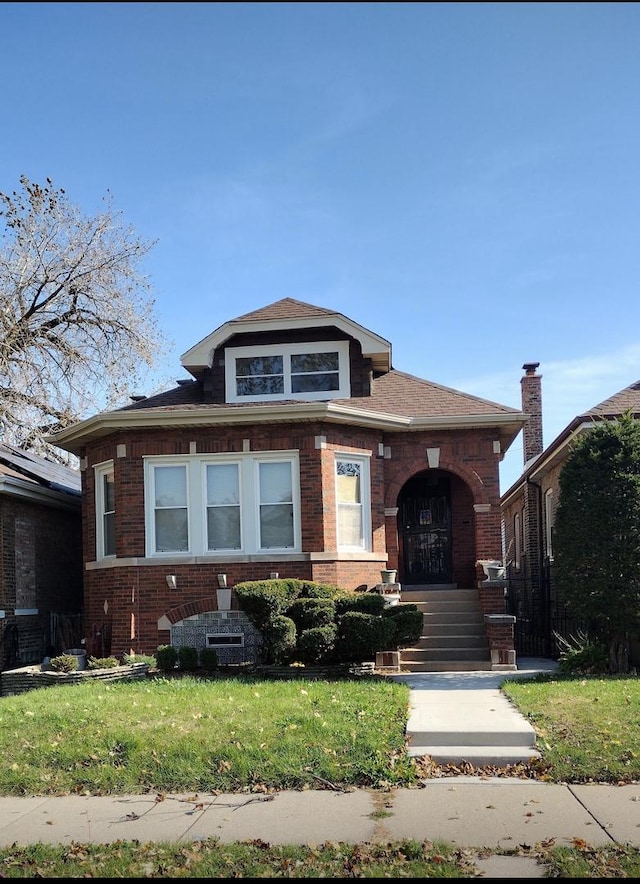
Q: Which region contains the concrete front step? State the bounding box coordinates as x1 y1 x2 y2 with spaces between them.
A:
423 623 487 636
414 635 489 650
407 744 541 765
402 648 491 662
401 660 494 672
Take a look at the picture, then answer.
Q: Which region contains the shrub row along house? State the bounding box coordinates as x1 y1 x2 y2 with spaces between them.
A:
48 298 529 671
0 444 83 670
501 365 640 661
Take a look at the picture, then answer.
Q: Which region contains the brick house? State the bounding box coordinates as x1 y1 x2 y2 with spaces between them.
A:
48 298 527 669
501 364 640 658
0 444 83 670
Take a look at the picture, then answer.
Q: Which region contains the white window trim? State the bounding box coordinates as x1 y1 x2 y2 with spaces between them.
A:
514 511 522 571
94 461 115 560
545 489 554 560
335 452 372 552
225 340 350 403
144 452 301 558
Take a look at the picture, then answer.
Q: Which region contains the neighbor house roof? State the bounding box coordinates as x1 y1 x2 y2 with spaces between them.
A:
0 443 81 509
501 379 640 503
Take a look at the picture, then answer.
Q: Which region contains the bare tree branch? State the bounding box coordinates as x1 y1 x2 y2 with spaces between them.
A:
0 176 170 461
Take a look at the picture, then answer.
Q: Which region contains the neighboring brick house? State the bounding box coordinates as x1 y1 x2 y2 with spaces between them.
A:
0 444 83 670
501 365 640 658
48 298 527 668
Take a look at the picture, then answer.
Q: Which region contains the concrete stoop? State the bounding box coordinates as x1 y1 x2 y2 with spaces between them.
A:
396 586 500 673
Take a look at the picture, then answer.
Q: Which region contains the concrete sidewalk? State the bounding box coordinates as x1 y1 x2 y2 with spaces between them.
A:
1 780 639 850
1 658 639 878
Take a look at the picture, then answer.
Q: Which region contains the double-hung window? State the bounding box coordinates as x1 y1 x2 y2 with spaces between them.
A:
153 464 189 552
95 462 116 559
225 341 350 402
335 454 371 551
545 489 554 560
145 453 299 557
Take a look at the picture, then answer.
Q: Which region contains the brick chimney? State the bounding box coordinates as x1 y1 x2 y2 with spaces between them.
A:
521 362 543 464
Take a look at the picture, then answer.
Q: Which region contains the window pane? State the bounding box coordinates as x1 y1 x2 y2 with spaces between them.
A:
103 474 115 511
237 375 284 396
291 352 339 372
206 464 239 506
207 506 241 550
155 509 188 552
338 505 363 547
337 463 361 504
155 466 187 507
291 372 340 393
260 503 294 548
259 461 292 504
103 512 115 556
236 355 283 376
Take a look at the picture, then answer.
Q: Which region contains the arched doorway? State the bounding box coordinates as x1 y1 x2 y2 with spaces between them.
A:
398 471 453 585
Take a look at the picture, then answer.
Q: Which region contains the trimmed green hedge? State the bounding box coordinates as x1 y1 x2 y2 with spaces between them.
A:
235 579 416 665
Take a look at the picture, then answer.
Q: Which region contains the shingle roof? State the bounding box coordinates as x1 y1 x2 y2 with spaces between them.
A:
357 370 520 418
0 444 81 495
233 298 339 323
118 369 519 420
582 380 640 418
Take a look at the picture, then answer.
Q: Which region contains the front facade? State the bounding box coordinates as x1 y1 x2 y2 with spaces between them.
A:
50 299 527 664
0 445 83 670
501 366 640 658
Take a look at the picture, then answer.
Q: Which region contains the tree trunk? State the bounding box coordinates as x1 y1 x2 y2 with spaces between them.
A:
608 633 629 674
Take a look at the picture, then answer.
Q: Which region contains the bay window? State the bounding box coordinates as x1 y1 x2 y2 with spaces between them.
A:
144 453 299 557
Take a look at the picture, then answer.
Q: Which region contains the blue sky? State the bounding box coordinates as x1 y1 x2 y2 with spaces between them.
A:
2 2 639 492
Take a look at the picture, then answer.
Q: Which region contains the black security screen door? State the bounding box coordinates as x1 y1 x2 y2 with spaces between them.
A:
400 473 452 585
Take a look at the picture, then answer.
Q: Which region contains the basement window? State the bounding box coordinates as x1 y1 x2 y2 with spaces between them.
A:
206 634 244 648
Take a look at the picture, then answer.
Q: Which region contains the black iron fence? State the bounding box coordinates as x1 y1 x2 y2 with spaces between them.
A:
506 559 587 659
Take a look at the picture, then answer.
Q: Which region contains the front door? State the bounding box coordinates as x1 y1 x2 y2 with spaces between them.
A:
400 473 453 585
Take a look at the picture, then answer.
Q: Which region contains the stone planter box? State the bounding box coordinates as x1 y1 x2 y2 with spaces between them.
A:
0 662 150 697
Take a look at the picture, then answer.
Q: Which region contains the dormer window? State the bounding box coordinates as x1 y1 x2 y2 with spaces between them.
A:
225 341 350 402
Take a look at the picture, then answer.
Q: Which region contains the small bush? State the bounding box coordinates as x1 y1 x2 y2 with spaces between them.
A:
178 646 199 671
234 579 302 629
267 614 297 664
199 647 218 671
286 597 336 631
555 630 608 675
122 652 156 668
334 611 396 663
335 592 386 616
383 604 424 648
49 654 78 673
87 656 120 670
297 625 337 665
156 645 178 672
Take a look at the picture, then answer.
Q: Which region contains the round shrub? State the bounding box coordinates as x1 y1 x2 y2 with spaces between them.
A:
49 654 78 673
199 647 219 671
286 597 336 631
335 592 386 616
178 646 199 671
334 611 396 663
297 625 337 665
156 644 178 672
266 614 297 665
383 604 424 648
